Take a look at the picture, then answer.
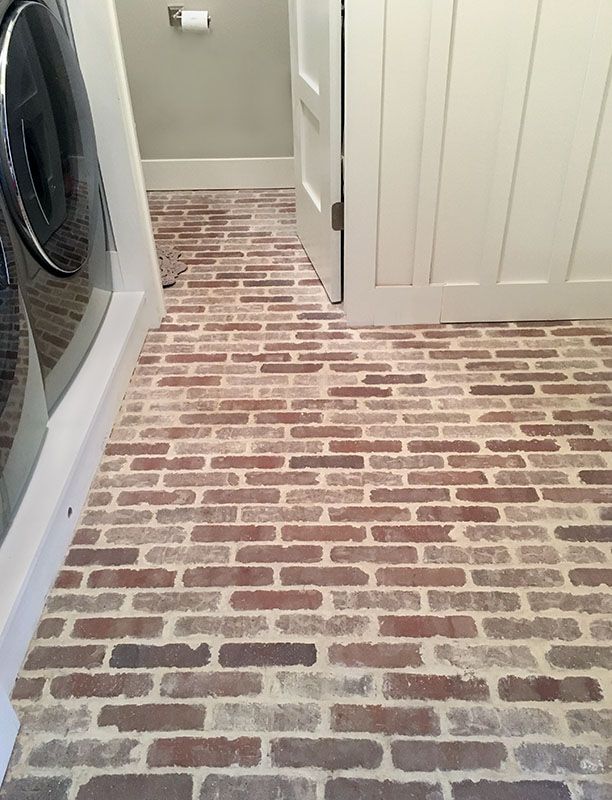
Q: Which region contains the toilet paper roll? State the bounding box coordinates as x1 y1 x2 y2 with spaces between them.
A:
181 10 210 31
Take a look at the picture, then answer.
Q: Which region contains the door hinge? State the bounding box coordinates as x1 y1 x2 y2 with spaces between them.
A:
331 201 344 232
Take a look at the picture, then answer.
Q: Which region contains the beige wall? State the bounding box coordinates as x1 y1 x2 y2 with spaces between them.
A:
115 0 293 160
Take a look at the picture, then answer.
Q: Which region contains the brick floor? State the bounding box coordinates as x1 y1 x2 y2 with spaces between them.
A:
1 189 611 800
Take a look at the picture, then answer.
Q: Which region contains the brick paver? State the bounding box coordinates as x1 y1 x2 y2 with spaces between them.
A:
1 189 611 800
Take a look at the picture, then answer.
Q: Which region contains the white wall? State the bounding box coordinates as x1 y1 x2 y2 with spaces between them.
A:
115 0 295 189
345 0 612 325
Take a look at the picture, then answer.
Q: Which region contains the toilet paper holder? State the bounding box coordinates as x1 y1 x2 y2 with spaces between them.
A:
168 6 211 28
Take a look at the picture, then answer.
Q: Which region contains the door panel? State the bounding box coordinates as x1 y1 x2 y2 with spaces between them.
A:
345 0 612 325
289 0 342 303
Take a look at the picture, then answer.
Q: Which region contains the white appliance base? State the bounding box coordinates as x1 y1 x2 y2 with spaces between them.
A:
0 291 148 751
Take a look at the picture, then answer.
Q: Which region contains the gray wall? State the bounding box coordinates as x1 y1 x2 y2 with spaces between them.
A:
115 0 293 160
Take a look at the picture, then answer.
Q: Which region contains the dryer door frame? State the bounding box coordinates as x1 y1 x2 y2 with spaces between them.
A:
0 0 102 277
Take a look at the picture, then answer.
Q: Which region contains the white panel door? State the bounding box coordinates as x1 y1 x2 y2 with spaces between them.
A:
288 0 343 303
345 0 612 326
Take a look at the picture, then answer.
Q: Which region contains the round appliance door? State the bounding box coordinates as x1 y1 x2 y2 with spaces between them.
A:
0 201 47 541
0 0 100 276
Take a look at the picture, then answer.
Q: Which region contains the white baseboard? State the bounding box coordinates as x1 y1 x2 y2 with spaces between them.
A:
0 693 18 784
0 292 148 698
142 156 295 190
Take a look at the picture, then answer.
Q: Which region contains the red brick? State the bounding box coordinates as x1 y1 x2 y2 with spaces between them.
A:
147 736 260 767
547 646 612 670
290 455 366 468
472 569 564 588
408 440 480 453
158 376 220 387
543 488 612 503
72 528 101 545
192 524 275 542
331 546 417 564
452 781 571 800
291 425 362 438
55 570 83 589
419 503 502 523
219 643 317 667
201 488 280 504
271 737 383 770
76 775 192 800
384 674 489 701
72 617 164 639
130 456 206 470
569 438 612 451
371 488 450 503
179 412 249 425
379 615 478 638
408 471 488 485
377 568 466 587
24 646 105 670
98 703 205 731
160 672 263 698
530 592 610 616
471 385 535 396
393 740 507 771
184 567 273 587
117 490 196 506
569 569 612 587
447 454 526 468
330 440 403 453
329 506 413 523
325 778 442 800
281 567 369 586
65 548 139 567
245 471 319 486
362 372 426 384
487 439 560 452
483 617 580 640
202 775 316 799
372 525 454 543
331 704 440 735
106 442 170 456
87 569 176 589
236 545 322 563
520 424 593 437
50 673 153 699
110 643 210 668
36 618 65 639
282 524 366 542
11 677 45 700
498 676 603 702
430 590 521 612
456 488 539 503
555 525 612 542
230 590 323 610
330 386 392 398
210 455 284 470
330 643 422 668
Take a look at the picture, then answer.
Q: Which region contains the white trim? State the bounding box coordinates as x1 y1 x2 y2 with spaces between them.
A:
344 0 386 326
0 292 148 696
142 157 296 191
441 281 612 323
0 693 18 784
66 0 165 327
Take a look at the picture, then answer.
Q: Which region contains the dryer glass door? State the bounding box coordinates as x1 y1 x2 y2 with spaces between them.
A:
0 0 99 276
0 205 47 543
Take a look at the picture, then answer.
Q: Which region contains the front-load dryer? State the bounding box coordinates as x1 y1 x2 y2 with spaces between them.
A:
0 191 47 544
0 0 112 411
